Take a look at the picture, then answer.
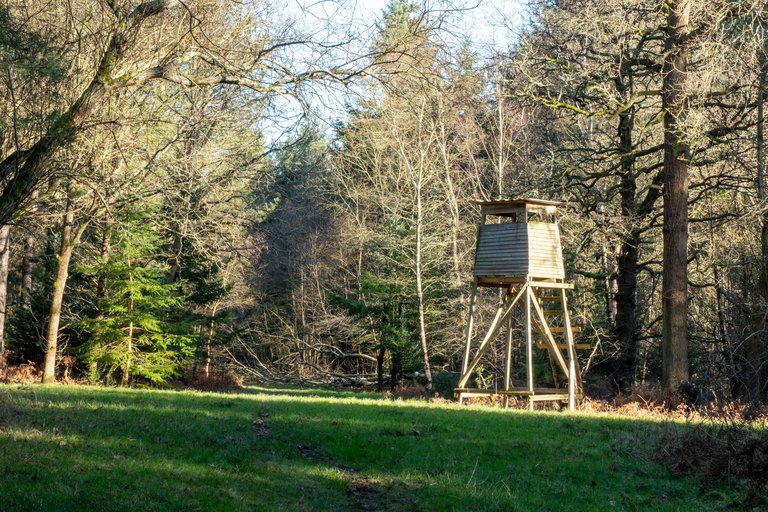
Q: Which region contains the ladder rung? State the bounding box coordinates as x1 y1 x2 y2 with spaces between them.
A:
538 296 562 302
543 310 562 315
549 326 582 334
537 343 592 350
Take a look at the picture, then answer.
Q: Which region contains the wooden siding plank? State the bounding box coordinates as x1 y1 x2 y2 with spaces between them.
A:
475 219 565 281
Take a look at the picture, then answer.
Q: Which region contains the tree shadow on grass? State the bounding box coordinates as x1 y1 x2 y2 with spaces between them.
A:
0 385 750 512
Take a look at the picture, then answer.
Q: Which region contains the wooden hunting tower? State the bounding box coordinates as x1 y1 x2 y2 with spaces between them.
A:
455 199 584 410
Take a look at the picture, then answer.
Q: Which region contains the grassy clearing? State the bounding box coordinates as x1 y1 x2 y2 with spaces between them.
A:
0 385 753 511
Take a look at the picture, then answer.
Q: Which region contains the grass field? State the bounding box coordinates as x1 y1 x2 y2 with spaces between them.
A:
0 385 754 511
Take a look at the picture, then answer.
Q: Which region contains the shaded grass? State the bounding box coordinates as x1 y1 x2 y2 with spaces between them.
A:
0 385 752 511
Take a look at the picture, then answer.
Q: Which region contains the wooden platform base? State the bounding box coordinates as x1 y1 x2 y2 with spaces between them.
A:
536 343 591 350
454 387 583 402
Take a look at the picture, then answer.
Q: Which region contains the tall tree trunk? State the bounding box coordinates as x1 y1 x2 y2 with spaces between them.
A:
0 39 116 225
122 322 134 386
42 197 76 383
414 179 433 396
376 345 385 392
96 216 113 311
42 186 90 383
613 101 641 391
494 74 507 200
19 190 40 310
661 0 691 391
122 255 135 386
602 244 618 329
205 301 221 379
615 230 640 390
21 227 36 310
754 49 767 401
168 228 183 284
439 136 463 291
0 225 10 356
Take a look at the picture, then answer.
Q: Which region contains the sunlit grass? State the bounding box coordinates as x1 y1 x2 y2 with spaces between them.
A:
0 384 752 511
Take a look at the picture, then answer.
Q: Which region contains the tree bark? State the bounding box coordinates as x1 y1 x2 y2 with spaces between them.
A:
603 244 618 329
205 301 221 379
168 228 183 284
754 49 767 401
96 216 113 310
376 345 386 392
0 225 10 356
414 177 433 396
661 0 691 391
17 191 39 309
122 321 133 386
438 128 463 290
42 196 76 383
612 99 641 391
42 187 90 383
614 230 640 390
21 228 36 310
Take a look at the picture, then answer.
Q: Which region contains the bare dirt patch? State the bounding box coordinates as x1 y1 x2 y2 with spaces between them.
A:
252 412 271 438
296 443 334 464
347 476 392 512
346 474 418 512
295 443 418 511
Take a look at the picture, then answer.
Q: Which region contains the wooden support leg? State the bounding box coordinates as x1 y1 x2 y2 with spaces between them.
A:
560 288 583 395
503 310 513 409
461 279 478 378
568 358 576 412
525 285 534 411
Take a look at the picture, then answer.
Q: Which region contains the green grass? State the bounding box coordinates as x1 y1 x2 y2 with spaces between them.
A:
0 384 752 511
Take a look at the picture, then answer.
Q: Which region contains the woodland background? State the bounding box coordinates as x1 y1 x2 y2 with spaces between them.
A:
1 0 767 408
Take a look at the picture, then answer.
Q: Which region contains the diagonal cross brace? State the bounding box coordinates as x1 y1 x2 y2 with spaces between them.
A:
457 283 529 389
529 289 570 379
560 288 583 392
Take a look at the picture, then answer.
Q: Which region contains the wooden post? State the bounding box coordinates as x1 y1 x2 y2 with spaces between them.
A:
525 284 534 410
560 288 583 392
458 280 477 405
503 307 513 409
461 279 478 377
568 358 576 412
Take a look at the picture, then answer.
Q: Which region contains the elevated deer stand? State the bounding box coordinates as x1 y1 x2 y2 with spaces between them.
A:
455 199 583 411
